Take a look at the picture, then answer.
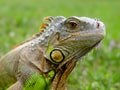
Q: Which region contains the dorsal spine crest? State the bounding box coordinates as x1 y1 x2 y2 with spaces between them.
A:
13 17 54 49
30 25 55 51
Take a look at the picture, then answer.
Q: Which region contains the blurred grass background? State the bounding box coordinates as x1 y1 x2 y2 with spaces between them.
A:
0 0 120 90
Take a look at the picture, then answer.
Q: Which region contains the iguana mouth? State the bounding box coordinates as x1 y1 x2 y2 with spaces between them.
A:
59 29 105 43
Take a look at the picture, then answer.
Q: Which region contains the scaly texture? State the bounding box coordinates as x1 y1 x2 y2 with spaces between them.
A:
0 16 105 90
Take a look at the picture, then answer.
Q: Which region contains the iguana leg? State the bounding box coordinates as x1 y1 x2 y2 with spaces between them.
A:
7 81 23 90
6 57 41 90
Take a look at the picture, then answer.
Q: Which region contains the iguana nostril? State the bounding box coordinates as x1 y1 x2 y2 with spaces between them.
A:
96 22 100 28
50 49 65 63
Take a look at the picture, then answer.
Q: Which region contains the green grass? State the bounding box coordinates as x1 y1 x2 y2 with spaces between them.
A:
0 0 120 90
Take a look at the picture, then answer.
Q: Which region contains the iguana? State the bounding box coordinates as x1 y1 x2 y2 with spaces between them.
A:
0 16 105 90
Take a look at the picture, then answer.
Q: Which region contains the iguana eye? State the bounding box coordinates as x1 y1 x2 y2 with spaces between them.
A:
67 21 77 29
50 49 65 63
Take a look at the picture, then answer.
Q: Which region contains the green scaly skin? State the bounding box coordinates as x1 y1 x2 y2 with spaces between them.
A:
0 16 105 90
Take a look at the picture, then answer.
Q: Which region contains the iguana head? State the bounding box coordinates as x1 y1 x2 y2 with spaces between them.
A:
43 16 105 67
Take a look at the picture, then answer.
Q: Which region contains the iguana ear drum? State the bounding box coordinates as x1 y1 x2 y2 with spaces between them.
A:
50 49 65 64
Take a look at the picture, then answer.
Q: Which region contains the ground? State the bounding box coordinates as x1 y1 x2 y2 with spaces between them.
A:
0 0 120 90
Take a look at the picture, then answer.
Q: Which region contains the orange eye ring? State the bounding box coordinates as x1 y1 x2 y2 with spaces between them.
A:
50 49 65 64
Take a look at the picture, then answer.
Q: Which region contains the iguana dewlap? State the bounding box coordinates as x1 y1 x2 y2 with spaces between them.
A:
0 16 105 90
